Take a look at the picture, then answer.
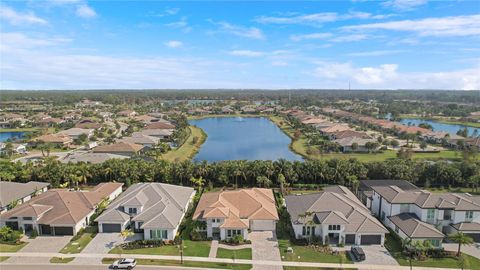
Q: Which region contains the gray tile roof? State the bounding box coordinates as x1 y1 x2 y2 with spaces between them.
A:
96 183 195 230
451 222 480 232
285 185 388 234
389 213 444 239
0 181 50 208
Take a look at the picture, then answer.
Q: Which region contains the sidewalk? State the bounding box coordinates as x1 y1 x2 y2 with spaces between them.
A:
0 252 464 270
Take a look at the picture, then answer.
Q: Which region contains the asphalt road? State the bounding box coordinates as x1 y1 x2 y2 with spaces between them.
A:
0 264 221 270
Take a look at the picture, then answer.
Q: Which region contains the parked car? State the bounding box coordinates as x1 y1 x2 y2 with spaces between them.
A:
110 258 136 269
351 246 366 261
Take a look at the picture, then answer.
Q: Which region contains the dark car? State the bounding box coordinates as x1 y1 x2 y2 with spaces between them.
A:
351 246 366 261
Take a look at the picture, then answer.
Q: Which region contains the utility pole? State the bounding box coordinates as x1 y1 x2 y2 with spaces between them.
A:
180 237 184 264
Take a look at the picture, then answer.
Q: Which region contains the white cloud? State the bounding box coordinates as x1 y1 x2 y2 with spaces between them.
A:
165 17 192 33
290 33 332 41
213 21 264 40
382 0 427 11
342 14 480 37
329 34 367 42
312 61 480 90
147 7 180 17
290 32 366 42
271 61 288 66
255 11 392 26
75 4 96 18
0 33 71 49
229 50 265 57
164 40 183 48
0 4 48 25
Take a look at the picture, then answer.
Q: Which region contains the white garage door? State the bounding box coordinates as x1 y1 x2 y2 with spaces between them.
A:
251 220 275 231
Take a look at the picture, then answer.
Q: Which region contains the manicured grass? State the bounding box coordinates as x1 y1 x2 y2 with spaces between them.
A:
385 234 480 270
0 256 9 262
59 232 95 254
284 267 357 270
216 248 252 260
110 240 211 257
427 187 480 195
50 257 75 263
0 242 27 253
277 240 352 264
161 126 206 162
102 257 252 270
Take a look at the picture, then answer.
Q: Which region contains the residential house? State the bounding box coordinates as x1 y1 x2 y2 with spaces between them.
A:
357 180 420 209
120 133 160 148
58 128 94 140
193 188 279 240
95 183 195 240
334 137 378 153
36 117 64 127
0 183 122 235
145 122 175 130
137 129 173 140
60 152 128 164
0 181 50 213
371 185 480 245
117 110 137 118
93 142 144 156
285 186 388 246
33 134 73 147
75 119 103 129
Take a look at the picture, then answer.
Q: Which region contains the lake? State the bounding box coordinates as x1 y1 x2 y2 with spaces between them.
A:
400 118 478 136
0 131 27 142
190 117 303 162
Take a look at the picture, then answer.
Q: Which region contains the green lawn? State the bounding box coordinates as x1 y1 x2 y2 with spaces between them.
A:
216 248 252 260
50 257 75 263
110 240 211 257
0 242 27 253
277 240 352 264
0 256 9 262
162 126 206 162
102 258 252 270
59 232 95 254
284 267 357 270
385 234 480 270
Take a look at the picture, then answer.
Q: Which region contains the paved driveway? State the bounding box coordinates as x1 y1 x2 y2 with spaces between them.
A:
249 231 282 270
350 245 399 266
6 236 72 264
444 243 480 259
72 233 141 265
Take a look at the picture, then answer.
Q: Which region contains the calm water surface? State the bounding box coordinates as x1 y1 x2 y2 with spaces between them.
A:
190 117 302 162
400 118 478 136
0 131 27 142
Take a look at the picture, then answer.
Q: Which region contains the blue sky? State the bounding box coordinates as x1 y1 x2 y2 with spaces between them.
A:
0 0 479 90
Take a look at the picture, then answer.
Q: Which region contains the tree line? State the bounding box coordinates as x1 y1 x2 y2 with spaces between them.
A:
0 158 478 191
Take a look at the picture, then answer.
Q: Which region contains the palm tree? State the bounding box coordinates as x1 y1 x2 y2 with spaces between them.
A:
448 232 474 257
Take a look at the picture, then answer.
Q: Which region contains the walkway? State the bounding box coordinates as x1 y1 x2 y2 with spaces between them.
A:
0 251 463 270
6 236 72 264
208 240 218 258
249 231 282 270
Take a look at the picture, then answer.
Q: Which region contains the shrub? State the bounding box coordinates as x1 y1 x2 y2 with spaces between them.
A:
120 239 165 250
30 229 38 239
0 226 22 243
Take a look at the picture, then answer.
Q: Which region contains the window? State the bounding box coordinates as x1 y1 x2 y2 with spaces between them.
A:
427 209 435 220
428 239 440 247
328 225 340 231
128 208 137 215
466 211 474 220
137 222 143 229
395 226 399 234
306 226 311 235
23 217 32 220
302 226 306 236
150 229 168 239
400 204 409 213
227 229 242 237
381 211 386 221
311 226 315 236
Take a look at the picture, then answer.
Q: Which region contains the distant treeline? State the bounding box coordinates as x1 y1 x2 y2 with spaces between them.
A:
1 90 479 106
1 158 478 191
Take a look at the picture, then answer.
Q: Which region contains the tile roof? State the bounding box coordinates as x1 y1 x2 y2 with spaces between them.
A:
193 188 278 228
96 183 195 230
389 213 444 238
34 134 72 144
285 185 388 234
0 181 50 208
451 222 480 232
145 122 175 129
93 142 144 153
0 183 123 226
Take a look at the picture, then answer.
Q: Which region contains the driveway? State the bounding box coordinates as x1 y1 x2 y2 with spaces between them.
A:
72 233 141 265
350 245 399 266
444 243 480 259
249 231 282 270
6 236 72 264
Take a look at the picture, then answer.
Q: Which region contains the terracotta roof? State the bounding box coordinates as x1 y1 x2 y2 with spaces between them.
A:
145 122 175 129
193 188 278 228
34 134 72 144
93 142 144 153
0 183 123 226
389 213 444 238
285 185 388 234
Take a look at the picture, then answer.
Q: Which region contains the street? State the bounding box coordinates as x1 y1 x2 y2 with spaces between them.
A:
0 263 223 270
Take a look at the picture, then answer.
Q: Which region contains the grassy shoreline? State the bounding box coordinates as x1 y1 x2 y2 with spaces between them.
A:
398 115 480 128
161 125 207 162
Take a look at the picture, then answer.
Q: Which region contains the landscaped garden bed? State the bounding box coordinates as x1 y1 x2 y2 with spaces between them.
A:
278 239 352 264
109 240 211 257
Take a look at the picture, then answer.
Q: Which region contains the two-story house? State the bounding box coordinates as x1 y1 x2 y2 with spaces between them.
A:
371 185 480 245
285 186 388 246
0 181 50 213
95 183 195 241
0 183 122 235
193 188 278 240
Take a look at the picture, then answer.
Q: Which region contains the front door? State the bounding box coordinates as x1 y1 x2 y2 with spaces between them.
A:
24 224 33 233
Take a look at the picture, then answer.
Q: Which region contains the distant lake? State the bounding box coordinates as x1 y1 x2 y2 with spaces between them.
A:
0 131 27 142
400 118 478 136
190 117 303 162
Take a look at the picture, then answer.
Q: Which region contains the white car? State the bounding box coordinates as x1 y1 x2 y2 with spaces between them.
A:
111 258 136 269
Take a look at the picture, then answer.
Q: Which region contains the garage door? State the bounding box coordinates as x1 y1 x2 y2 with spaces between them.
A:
53 226 74 236
39 224 51 235
466 233 480 242
345 234 356 244
360 235 382 245
251 220 275 231
102 223 122 233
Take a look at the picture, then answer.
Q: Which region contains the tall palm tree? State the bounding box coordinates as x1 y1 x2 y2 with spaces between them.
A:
448 232 474 257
